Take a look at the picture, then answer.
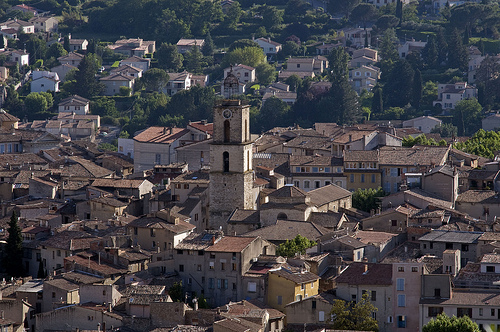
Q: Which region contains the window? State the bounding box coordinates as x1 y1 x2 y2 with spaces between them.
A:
397 315 406 328
197 265 201 271
480 308 483 316
315 181 320 188
155 154 161 165
361 174 365 183
412 267 418 272
371 174 376 183
296 294 302 301
428 307 443 317
221 262 225 270
397 278 405 291
295 167 301 172
223 279 228 289
434 288 441 297
312 167 318 172
445 242 453 249
248 282 257 292
232 263 237 271
312 300 316 309
177 249 183 255
277 296 282 305
223 151 229 172
397 294 406 307
492 309 495 316
209 278 214 289
350 174 354 183
52 292 55 298
462 244 469 252
371 291 376 301
184 184 189 189
457 308 472 317
398 266 404 272
487 266 495 273
209 262 214 269
57 250 61 257
179 264 184 272
210 253 216 259
318 311 325 322
294 180 300 187
304 181 310 189
150 228 155 237
301 283 305 290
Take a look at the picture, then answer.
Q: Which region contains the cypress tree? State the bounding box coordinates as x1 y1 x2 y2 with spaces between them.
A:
371 85 383 114
5 211 24 277
63 35 70 53
412 69 422 109
396 0 403 26
201 31 214 57
448 28 468 71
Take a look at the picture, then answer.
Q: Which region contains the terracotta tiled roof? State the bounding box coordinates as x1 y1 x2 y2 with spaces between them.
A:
243 220 328 241
481 253 500 264
128 216 195 234
270 267 319 284
0 110 19 122
355 230 397 246
344 150 379 162
44 278 79 291
207 236 258 253
91 178 146 189
456 190 498 203
41 231 96 250
335 262 392 285
134 127 190 144
187 121 213 135
379 145 449 166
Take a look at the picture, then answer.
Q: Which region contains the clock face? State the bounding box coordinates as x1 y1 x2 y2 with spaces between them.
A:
223 109 232 119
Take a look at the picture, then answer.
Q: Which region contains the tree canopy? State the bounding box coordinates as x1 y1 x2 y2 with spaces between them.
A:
277 234 316 257
4 211 24 277
352 187 385 213
423 313 480 332
329 292 378 331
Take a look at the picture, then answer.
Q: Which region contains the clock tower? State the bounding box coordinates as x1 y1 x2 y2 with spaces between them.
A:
209 72 256 230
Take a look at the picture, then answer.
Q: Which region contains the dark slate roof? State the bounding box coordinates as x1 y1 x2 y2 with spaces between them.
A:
308 184 351 206
228 209 260 224
268 185 307 198
418 230 483 244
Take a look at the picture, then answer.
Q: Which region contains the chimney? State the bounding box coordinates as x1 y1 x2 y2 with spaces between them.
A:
108 303 112 312
193 298 198 311
211 235 216 245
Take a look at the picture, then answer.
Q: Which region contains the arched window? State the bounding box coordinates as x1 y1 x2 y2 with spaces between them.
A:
223 152 229 172
224 120 230 143
277 213 288 220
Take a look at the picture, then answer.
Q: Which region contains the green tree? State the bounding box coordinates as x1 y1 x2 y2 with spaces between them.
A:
277 234 316 257
412 68 422 109
228 39 259 52
185 45 203 73
139 68 170 92
169 281 183 302
74 53 103 98
37 260 46 279
423 313 480 332
157 43 183 72
255 63 276 85
395 0 403 25
383 59 414 108
402 134 439 147
25 92 48 114
225 1 242 30
285 74 302 92
328 46 350 83
4 211 24 277
327 0 361 19
329 292 378 331
46 42 68 60
421 35 438 69
63 35 70 52
91 97 118 117
371 84 383 114
225 47 266 67
352 187 385 212
257 96 289 130
379 28 399 73
350 3 377 29
436 29 448 66
261 5 283 29
375 15 399 31
201 31 214 56
0 36 4 50
431 123 458 138
447 28 468 71
281 41 300 57
452 98 482 136
25 35 47 64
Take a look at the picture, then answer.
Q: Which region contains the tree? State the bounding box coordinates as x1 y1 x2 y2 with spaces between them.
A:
46 42 67 60
395 0 403 25
383 59 414 108
157 43 183 71
169 281 183 302
412 69 422 109
25 92 48 114
91 97 118 117
436 29 448 66
431 123 458 138
285 74 302 92
225 1 242 30
403 134 440 147
228 39 259 52
4 211 24 277
379 29 399 74
328 47 350 83
255 63 276 85
201 31 214 56
352 187 385 212
329 292 378 331
447 28 468 71
281 41 300 58
350 3 377 29
327 0 361 19
261 5 283 29
452 98 482 136
257 96 289 130
423 313 480 332
277 234 316 257
375 15 399 31
37 260 46 279
185 45 203 73
225 47 266 67
0 36 5 50
74 53 103 98
455 129 500 158
371 84 383 114
139 68 170 92
421 35 438 69
63 35 70 52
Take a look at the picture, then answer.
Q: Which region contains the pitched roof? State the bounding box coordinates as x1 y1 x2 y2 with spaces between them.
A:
128 216 195 234
270 267 319 284
268 185 307 198
335 262 392 285
456 190 498 203
206 236 258 252
418 230 483 244
344 150 379 162
58 95 90 107
243 220 328 241
0 110 19 122
355 230 398 246
308 184 351 206
379 145 449 166
100 73 134 82
91 178 147 189
134 127 190 144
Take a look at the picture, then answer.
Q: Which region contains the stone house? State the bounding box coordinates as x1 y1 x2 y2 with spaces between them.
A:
170 169 210 204
285 292 339 326
119 56 150 72
89 196 129 220
455 190 500 219
0 19 34 33
361 206 415 234
403 116 442 134
421 165 459 204
91 178 154 199
255 37 282 55
174 232 275 307
288 155 345 191
107 38 155 57
133 126 191 173
344 150 382 191
398 40 427 58
176 39 205 54
224 64 255 84
58 95 90 115
266 267 320 312
335 262 393 331
163 71 192 96
110 64 143 79
342 27 372 48
307 183 352 212
29 16 58 33
99 73 134 96
29 177 58 199
31 71 59 93
68 38 88 52
50 64 77 82
57 52 84 67
42 278 79 312
79 284 122 307
482 112 500 131
349 64 380 93
175 139 211 171
418 229 483 266
433 82 478 110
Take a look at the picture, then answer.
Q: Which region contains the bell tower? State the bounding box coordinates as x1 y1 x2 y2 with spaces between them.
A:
209 71 255 230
